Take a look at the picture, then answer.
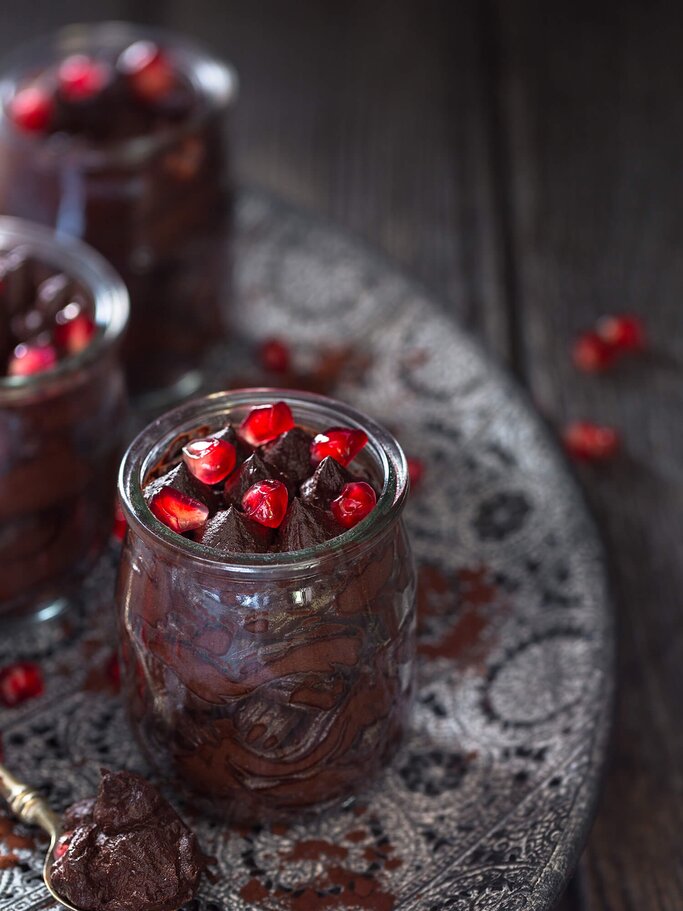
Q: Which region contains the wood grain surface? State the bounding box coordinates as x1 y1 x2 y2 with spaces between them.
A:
1 0 680 907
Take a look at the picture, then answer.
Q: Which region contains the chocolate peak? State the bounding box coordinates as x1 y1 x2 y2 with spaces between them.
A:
260 426 314 485
224 452 288 505
143 462 221 514
300 456 353 509
195 505 271 554
275 498 338 552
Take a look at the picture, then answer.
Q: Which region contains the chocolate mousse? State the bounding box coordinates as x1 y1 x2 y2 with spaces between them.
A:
142 401 378 552
0 239 127 620
0 25 234 399
117 392 416 823
51 769 210 911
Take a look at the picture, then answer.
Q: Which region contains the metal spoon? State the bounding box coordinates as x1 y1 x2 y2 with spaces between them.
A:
0 761 80 911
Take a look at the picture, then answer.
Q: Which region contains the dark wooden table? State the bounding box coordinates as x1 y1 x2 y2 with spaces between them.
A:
3 0 682 908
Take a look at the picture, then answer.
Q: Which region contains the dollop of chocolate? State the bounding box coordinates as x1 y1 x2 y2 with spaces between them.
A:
195 505 271 554
144 462 222 514
260 426 314 484
299 456 353 509
274 499 337 551
223 452 289 505
51 769 210 911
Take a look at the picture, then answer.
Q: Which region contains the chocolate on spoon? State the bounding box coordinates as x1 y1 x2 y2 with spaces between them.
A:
0 763 209 911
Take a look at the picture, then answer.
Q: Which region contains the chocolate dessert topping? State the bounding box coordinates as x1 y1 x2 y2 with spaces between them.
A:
260 426 314 484
51 769 210 911
143 403 378 553
299 456 354 509
195 505 271 554
274 498 337 552
0 249 97 377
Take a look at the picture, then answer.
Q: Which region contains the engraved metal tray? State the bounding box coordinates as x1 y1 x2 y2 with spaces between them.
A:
0 189 614 911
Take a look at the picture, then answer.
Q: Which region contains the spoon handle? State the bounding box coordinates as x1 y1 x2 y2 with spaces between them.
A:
0 762 61 838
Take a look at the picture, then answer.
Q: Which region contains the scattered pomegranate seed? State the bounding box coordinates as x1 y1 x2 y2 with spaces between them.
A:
58 54 109 101
112 498 127 541
9 86 53 132
0 662 44 707
310 427 369 467
182 437 237 485
572 331 615 373
149 487 209 533
118 41 175 102
242 479 289 528
53 304 96 354
258 338 291 374
239 402 294 446
54 832 73 860
596 314 646 352
7 342 57 377
407 457 425 489
331 481 377 529
563 421 620 462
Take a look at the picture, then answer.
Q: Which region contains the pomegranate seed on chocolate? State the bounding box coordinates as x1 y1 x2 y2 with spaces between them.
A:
142 403 380 553
0 248 98 377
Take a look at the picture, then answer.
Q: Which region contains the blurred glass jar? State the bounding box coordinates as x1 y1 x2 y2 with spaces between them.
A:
0 217 128 624
117 390 416 823
0 22 237 408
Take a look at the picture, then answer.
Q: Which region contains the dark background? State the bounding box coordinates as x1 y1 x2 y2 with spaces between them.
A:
3 1 682 908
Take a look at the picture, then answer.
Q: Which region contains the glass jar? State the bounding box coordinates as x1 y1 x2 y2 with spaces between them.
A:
117 389 416 823
0 22 237 407
0 217 129 624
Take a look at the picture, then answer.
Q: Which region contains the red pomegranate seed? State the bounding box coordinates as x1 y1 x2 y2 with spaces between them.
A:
182 437 237 485
53 304 96 354
54 832 73 860
242 479 289 528
331 481 377 529
310 427 368 467
239 402 294 446
149 487 209 533
58 54 109 101
118 41 175 102
258 338 291 374
407 456 424 489
0 662 44 707
572 331 615 373
112 498 127 541
563 421 619 462
7 342 58 377
596 314 646 352
9 86 53 132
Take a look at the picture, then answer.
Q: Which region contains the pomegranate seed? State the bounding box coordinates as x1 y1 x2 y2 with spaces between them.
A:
9 86 53 132
54 832 73 860
407 457 424 489
182 437 237 485
53 304 96 354
310 427 368 467
112 498 127 541
239 402 294 446
241 480 289 528
563 421 620 462
7 342 57 377
258 338 291 373
58 54 109 102
0 662 44 707
331 481 377 529
572 331 615 373
118 41 175 102
149 487 209 533
596 314 646 352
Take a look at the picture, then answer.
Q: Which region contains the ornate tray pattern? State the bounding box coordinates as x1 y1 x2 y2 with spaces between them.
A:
0 190 614 911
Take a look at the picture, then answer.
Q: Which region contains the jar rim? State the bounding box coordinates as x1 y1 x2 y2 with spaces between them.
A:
118 388 410 577
0 216 129 398
0 20 238 169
